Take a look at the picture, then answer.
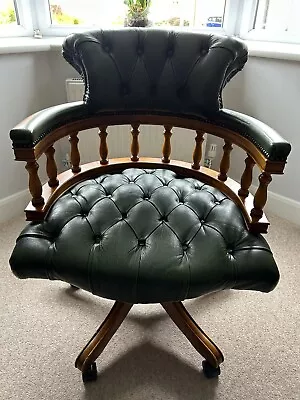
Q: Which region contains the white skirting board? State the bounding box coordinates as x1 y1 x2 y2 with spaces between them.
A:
0 184 299 227
262 190 300 227
0 189 29 225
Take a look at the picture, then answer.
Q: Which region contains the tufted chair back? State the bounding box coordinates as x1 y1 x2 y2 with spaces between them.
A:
63 28 248 116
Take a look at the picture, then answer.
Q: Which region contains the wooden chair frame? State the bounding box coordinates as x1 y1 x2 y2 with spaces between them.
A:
13 114 286 233
75 300 224 382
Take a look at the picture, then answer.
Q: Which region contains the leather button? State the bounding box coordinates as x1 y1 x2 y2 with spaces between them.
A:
201 49 208 55
94 235 102 242
182 243 189 251
144 196 149 200
107 194 112 198
215 201 220 205
150 84 157 95
159 216 168 222
137 47 143 56
103 45 111 53
121 212 127 219
138 239 146 247
177 88 184 98
167 48 174 57
122 85 130 95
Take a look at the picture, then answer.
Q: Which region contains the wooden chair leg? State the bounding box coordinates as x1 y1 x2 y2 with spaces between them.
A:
75 301 133 382
161 302 224 375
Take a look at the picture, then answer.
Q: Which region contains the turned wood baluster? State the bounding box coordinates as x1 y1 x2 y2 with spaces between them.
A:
99 126 109 165
162 125 173 163
238 155 255 199
192 130 205 170
45 145 59 187
251 172 272 220
218 140 233 182
131 124 140 162
25 161 44 207
69 132 81 173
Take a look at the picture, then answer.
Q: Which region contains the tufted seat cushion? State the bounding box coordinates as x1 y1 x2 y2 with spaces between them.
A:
10 168 279 303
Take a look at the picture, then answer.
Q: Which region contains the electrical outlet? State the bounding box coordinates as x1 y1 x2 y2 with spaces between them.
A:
207 143 217 159
62 153 72 168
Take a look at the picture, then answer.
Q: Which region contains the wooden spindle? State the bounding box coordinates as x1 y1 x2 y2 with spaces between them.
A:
131 124 140 162
251 172 272 220
45 145 59 188
238 155 255 199
218 140 233 182
99 126 109 165
25 161 44 207
192 130 205 170
162 125 173 163
69 132 81 173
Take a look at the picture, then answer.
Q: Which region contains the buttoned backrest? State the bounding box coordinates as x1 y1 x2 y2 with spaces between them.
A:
63 28 248 117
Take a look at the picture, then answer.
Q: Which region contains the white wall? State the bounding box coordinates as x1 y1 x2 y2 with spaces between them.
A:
0 52 54 201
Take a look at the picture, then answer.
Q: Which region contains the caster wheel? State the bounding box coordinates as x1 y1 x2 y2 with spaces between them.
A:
82 362 97 383
202 360 221 379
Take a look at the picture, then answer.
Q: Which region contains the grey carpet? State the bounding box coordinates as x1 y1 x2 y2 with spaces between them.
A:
0 213 299 400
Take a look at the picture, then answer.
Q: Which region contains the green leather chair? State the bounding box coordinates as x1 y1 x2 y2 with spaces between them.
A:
9 28 291 383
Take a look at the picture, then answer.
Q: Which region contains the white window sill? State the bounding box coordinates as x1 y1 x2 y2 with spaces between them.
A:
0 37 64 54
0 36 300 62
246 40 300 62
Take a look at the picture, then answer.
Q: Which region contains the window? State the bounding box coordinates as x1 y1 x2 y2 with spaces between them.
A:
149 0 226 29
0 0 32 36
240 0 300 43
0 1 18 26
48 0 126 27
1 0 300 44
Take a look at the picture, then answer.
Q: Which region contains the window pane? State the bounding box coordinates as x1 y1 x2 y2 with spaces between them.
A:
151 0 226 28
49 0 126 26
0 0 18 25
48 0 226 28
254 0 300 34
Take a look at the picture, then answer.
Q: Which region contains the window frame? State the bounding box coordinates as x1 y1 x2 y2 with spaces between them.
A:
239 0 300 44
0 0 33 37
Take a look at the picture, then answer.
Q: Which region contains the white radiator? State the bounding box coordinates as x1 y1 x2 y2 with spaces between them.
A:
65 78 206 165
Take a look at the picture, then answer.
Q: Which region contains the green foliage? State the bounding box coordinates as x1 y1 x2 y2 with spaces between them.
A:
156 17 190 27
50 4 82 25
124 0 151 18
0 6 16 24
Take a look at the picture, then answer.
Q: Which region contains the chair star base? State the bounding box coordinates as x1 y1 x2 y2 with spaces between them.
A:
75 299 224 383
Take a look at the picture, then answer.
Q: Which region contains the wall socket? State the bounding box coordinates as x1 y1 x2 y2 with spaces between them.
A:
207 143 217 159
62 153 72 168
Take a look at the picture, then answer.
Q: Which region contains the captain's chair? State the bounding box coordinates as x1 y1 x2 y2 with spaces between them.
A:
9 29 291 382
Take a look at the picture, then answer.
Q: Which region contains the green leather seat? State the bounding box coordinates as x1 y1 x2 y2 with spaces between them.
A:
10 168 279 303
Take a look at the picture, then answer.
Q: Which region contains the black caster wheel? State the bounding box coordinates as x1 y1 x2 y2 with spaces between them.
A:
82 362 97 383
202 360 221 379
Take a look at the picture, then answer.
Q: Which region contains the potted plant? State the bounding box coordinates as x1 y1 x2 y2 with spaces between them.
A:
124 0 151 27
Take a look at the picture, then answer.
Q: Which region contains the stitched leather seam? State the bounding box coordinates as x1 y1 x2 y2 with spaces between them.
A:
180 54 203 90
46 241 56 280
233 246 273 255
87 242 96 295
